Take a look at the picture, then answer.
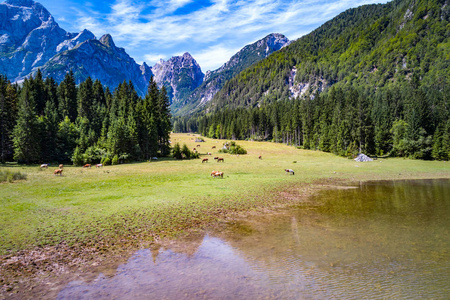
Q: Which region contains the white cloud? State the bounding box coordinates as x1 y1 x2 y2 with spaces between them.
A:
69 0 389 70
144 53 169 64
192 44 241 72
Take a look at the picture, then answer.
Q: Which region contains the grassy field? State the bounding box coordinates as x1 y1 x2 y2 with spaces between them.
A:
1 133 449 256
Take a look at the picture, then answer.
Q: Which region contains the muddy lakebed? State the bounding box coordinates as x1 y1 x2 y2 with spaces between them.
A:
48 179 450 299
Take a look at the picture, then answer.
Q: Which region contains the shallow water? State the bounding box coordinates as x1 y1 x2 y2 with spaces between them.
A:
57 179 450 299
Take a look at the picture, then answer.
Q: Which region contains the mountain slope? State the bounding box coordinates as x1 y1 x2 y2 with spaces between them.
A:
207 0 449 112
40 34 151 96
0 0 95 80
174 33 289 116
152 52 204 107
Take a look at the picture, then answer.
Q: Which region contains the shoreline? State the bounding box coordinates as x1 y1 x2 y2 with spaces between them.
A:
1 175 450 299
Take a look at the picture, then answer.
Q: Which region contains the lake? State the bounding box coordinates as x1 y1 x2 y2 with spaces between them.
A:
57 179 450 299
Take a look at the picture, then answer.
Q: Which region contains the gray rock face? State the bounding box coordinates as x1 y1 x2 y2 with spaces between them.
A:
40 34 151 96
152 52 204 106
0 0 155 96
0 0 83 80
175 33 290 116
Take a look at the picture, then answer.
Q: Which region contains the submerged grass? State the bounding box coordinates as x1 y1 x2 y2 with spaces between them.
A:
1 133 449 256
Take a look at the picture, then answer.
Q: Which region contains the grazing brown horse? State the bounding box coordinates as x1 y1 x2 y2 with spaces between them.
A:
217 158 224 162
212 146 216 149
54 169 63 176
259 156 262 159
83 164 91 168
202 158 208 163
59 164 63 169
214 157 219 160
197 144 201 147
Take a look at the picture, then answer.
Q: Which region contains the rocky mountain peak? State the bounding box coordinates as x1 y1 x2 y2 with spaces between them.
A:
99 34 116 48
5 0 34 7
152 52 204 105
176 33 290 116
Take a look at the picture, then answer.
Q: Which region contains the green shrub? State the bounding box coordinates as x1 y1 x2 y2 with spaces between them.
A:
220 141 247 155
0 170 27 183
111 155 119 165
72 146 84 166
101 157 111 166
172 143 182 159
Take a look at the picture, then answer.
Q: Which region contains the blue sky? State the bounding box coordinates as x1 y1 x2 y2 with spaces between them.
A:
37 0 388 71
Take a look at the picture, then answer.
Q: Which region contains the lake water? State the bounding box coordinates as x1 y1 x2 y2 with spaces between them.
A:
57 179 450 299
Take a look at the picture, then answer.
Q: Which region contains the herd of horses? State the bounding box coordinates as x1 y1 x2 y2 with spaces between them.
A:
39 140 295 178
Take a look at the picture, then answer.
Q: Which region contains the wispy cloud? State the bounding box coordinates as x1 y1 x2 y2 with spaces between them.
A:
41 0 389 71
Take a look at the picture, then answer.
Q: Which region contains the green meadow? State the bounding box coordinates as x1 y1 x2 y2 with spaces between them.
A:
1 133 449 255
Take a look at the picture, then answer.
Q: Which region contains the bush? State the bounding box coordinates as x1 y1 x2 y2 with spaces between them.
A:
101 157 111 166
111 155 119 165
172 143 182 159
181 144 191 159
220 141 247 155
0 170 27 183
72 146 84 166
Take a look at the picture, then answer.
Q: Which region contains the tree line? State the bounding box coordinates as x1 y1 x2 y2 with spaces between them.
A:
174 76 449 160
0 70 171 165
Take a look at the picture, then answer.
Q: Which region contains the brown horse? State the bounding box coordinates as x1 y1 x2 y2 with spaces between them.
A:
212 146 216 149
214 157 219 160
258 156 262 159
83 164 91 168
217 158 224 162
59 164 63 169
54 169 63 176
202 158 208 163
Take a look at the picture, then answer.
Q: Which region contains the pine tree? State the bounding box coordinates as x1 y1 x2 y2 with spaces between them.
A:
157 86 172 155
77 77 94 119
0 76 18 162
58 70 77 121
12 79 41 163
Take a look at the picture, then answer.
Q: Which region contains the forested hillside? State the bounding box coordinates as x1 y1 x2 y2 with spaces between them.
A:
0 71 171 164
174 0 450 160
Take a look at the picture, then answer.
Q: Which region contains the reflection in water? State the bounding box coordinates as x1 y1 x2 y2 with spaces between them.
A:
58 179 450 299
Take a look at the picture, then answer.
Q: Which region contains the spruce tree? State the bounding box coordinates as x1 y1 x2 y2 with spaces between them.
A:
0 76 18 163
12 79 41 163
157 86 171 155
58 70 77 121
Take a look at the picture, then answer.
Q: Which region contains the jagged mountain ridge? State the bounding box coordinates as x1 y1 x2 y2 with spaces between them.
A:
173 33 290 116
0 0 91 80
40 34 152 96
152 52 204 106
206 0 450 112
0 0 292 108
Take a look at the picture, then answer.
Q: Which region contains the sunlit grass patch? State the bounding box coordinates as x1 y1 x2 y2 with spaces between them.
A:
0 133 449 255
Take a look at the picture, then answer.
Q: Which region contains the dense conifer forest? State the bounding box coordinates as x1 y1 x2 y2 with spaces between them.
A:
173 0 450 160
0 70 171 164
